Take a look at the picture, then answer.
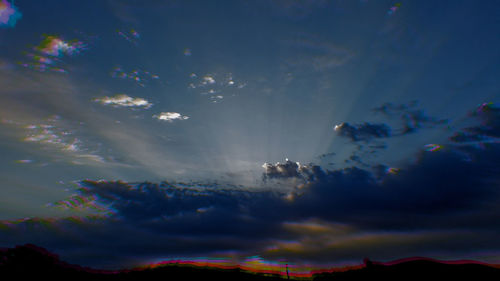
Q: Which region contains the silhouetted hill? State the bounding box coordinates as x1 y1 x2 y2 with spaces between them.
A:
315 258 500 281
1 244 499 280
0 244 284 280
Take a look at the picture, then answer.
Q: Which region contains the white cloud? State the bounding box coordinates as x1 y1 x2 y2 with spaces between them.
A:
202 75 216 84
153 112 189 122
210 95 224 103
94 94 152 109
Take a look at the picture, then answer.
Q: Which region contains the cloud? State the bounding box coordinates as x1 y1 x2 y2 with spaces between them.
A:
187 72 245 103
210 95 224 103
34 35 87 57
0 115 107 166
262 159 327 184
0 179 291 267
334 122 391 142
93 94 152 109
450 102 500 143
117 29 140 45
387 3 401 16
0 0 22 28
424 144 443 152
202 75 216 85
153 112 189 122
262 159 302 180
374 101 448 135
264 219 491 263
110 66 160 87
19 34 87 73
0 66 194 182
305 149 498 229
331 101 448 166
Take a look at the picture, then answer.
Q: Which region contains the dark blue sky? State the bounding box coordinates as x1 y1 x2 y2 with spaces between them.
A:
0 0 499 271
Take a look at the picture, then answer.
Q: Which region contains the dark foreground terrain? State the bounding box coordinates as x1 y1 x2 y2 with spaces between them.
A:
1 244 499 280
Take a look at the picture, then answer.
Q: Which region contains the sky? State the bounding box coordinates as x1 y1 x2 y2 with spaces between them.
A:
0 0 500 273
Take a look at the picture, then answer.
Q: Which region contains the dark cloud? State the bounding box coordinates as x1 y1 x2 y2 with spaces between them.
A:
2 141 499 267
374 101 448 135
318 152 336 159
449 131 489 143
0 105 499 268
0 181 288 268
344 153 369 167
333 122 391 142
450 102 500 142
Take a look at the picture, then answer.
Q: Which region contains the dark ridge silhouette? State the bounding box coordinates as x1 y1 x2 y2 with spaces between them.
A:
0 244 284 280
1 244 499 280
314 258 500 281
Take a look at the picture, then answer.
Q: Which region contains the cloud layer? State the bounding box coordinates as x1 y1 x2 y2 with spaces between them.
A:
1 115 499 268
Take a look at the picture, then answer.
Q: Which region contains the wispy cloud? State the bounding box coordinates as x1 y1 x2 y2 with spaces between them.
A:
117 29 140 45
1 115 107 166
187 72 246 103
374 101 448 135
334 122 391 142
0 69 177 177
111 66 160 87
265 219 476 263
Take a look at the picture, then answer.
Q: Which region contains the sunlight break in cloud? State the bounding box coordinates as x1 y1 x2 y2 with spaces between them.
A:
262 158 303 180
94 94 152 109
153 112 189 122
